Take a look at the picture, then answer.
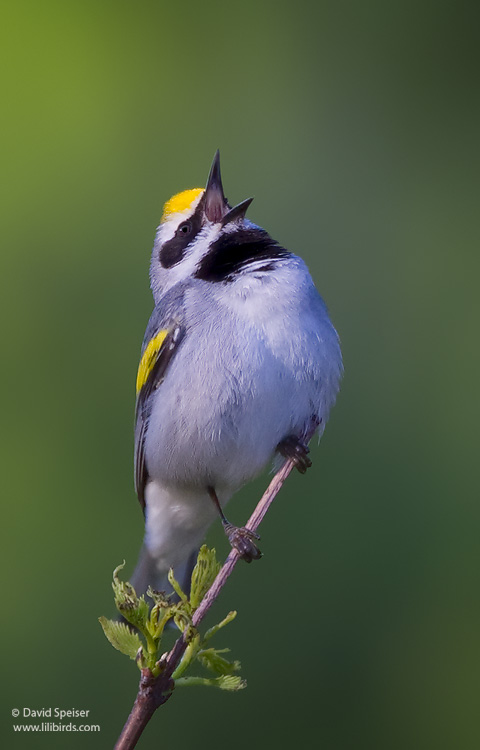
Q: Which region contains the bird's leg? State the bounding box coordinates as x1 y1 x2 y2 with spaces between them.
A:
207 486 262 563
277 435 313 474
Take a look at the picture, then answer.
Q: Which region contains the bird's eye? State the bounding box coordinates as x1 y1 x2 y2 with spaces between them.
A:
178 222 191 235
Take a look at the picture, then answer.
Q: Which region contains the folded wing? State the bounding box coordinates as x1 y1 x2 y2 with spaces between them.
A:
134 322 184 510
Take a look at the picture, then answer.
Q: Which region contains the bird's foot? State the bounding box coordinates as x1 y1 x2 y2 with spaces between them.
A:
277 435 312 474
223 522 262 563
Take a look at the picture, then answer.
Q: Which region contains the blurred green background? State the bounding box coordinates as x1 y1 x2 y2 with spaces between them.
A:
1 0 479 748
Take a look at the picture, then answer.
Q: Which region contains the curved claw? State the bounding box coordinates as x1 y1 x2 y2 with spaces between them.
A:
223 522 262 563
277 435 312 474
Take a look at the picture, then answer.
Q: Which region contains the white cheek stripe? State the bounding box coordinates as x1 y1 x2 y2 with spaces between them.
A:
175 224 222 280
154 222 222 290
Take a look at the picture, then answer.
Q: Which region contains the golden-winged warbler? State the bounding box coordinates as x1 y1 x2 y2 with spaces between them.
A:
132 151 343 594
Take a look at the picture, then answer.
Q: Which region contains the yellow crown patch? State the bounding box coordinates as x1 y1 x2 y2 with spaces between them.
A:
161 188 204 222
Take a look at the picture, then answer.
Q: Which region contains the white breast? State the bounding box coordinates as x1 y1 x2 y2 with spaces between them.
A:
144 258 342 493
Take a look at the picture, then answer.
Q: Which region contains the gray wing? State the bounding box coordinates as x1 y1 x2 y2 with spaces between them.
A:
134 291 186 511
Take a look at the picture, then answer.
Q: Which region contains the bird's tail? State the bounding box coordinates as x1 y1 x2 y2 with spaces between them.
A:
129 543 198 599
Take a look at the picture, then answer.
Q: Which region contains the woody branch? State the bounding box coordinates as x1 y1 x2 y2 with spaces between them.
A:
114 423 317 750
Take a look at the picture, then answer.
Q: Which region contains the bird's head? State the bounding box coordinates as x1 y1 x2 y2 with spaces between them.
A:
150 151 257 300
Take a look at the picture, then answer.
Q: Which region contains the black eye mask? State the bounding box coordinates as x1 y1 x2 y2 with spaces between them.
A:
159 199 205 269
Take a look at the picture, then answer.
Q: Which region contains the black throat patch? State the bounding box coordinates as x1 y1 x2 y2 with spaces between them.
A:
194 227 290 282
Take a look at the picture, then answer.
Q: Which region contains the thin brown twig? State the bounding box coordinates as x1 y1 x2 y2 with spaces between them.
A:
114 425 316 750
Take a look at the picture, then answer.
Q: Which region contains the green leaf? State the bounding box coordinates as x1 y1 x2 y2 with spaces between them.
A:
148 602 174 640
99 617 144 660
146 586 172 608
171 632 202 679
110 563 150 630
198 647 241 675
203 610 237 642
175 675 246 691
190 545 221 610
216 675 247 691
168 568 188 603
102 547 244 690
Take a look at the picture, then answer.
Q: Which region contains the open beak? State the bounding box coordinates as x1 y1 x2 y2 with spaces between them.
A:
221 197 254 227
204 150 227 223
204 150 254 225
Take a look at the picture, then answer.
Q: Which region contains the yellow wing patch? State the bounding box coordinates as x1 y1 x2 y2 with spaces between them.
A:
136 329 168 394
161 188 204 222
